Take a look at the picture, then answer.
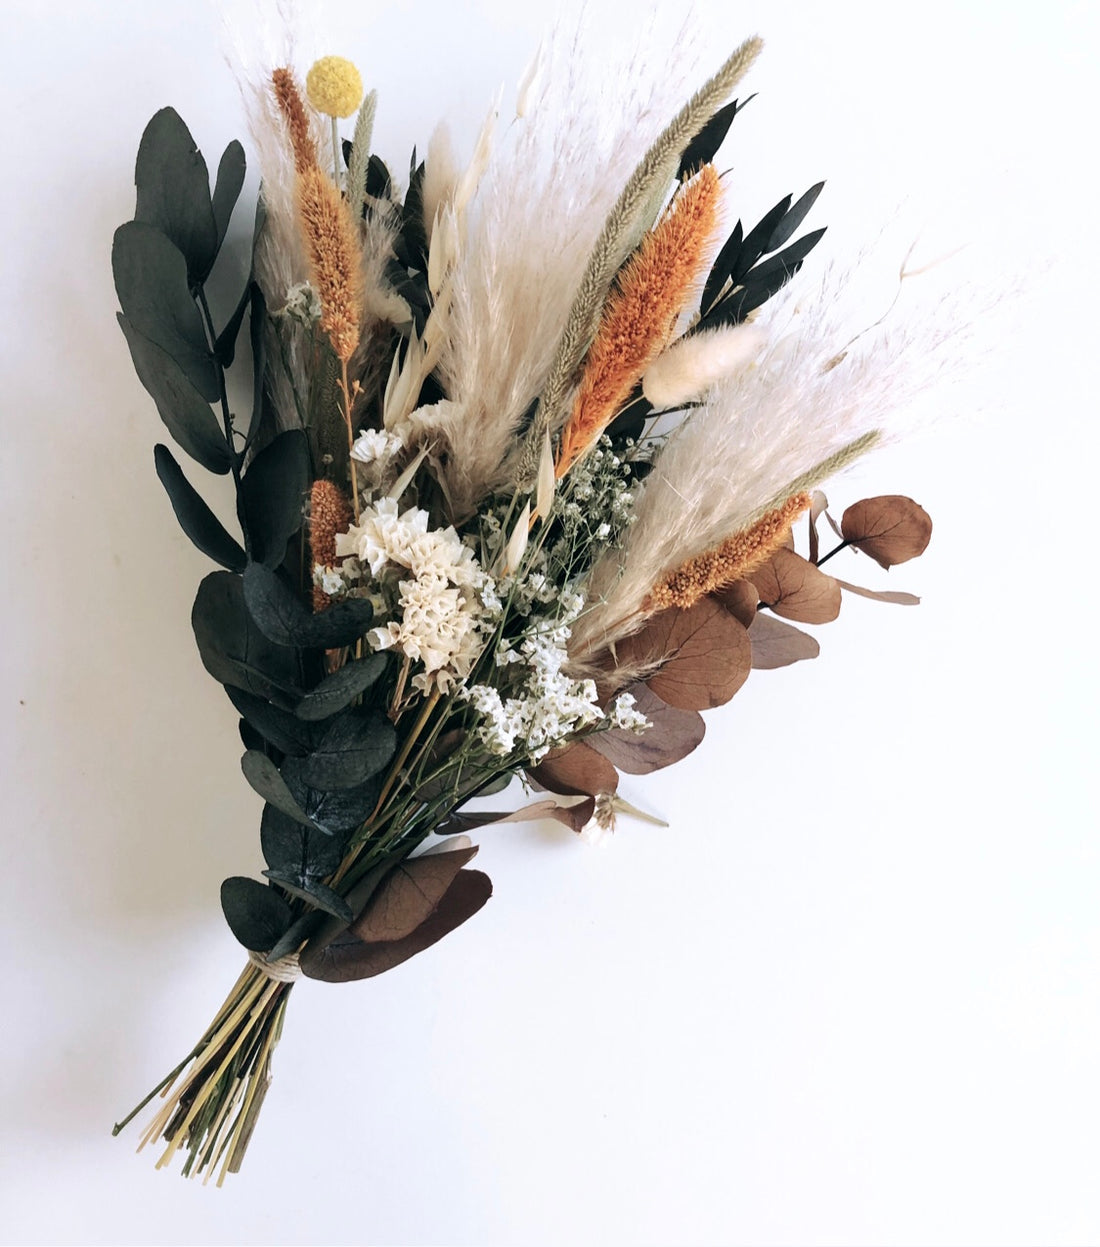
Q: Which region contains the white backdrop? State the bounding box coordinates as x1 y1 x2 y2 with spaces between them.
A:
2 1 1096 1244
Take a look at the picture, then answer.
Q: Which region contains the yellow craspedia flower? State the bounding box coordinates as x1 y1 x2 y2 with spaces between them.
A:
306 56 363 119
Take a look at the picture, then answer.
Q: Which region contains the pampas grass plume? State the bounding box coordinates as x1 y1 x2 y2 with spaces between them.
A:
642 322 767 410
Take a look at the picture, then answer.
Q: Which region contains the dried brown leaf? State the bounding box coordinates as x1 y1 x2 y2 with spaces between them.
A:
615 600 751 710
712 578 759 628
589 682 705 774
748 613 820 669
840 495 932 569
300 869 492 983
749 547 841 624
438 797 596 835
808 489 828 563
834 578 921 605
350 844 478 944
528 741 618 799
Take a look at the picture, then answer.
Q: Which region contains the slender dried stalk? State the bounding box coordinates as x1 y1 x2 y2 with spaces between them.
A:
115 962 292 1185
555 165 720 478
645 492 811 610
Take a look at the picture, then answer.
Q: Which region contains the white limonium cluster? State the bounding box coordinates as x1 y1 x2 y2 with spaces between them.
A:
334 498 500 694
275 281 322 327
350 427 404 464
462 595 648 763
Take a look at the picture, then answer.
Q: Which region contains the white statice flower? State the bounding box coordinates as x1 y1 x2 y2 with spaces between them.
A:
334 498 498 695
315 565 346 598
463 601 612 763
350 427 405 464
277 282 322 327
608 692 649 734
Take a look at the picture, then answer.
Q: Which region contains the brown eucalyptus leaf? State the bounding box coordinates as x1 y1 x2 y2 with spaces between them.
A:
350 844 478 944
749 547 841 624
808 490 828 563
748 613 820 669
528 741 618 798
616 600 751 710
437 798 596 835
834 578 921 605
589 682 706 775
712 579 759 628
300 869 492 983
840 495 932 568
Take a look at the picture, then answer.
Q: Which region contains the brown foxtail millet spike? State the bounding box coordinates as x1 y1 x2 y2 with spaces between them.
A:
309 480 353 611
296 166 363 363
272 67 318 174
555 165 721 480
645 492 812 611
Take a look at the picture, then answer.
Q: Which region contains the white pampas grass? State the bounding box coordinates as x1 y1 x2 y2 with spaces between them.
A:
642 323 767 410
427 10 719 518
569 250 980 659
421 122 459 246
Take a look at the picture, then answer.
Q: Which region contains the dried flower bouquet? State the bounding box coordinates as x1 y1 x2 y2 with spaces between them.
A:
111 30 936 1182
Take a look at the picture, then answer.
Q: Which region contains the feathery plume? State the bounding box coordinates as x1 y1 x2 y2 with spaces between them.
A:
427 13 731 520
645 493 810 611
642 322 766 410
555 165 721 479
521 34 763 479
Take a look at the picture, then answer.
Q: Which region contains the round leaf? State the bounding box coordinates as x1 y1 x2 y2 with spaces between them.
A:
840 496 932 569
748 548 841 623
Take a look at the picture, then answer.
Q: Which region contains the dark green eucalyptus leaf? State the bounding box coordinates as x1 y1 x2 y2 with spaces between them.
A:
118 313 230 474
243 562 374 649
281 757 380 834
299 709 396 791
226 687 319 756
192 571 302 704
239 430 309 568
213 280 251 369
220 875 293 952
133 107 218 287
154 443 246 571
260 802 346 877
300 868 492 983
264 873 352 922
238 717 267 755
244 283 267 454
112 221 218 400
266 910 324 962
294 654 389 721
211 139 246 251
765 181 824 251
240 750 315 827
